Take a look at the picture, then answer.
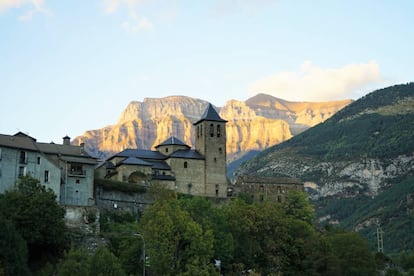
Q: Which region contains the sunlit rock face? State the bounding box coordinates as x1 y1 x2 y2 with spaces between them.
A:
73 95 351 161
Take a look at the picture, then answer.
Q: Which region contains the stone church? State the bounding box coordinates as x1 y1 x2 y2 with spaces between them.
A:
96 103 230 198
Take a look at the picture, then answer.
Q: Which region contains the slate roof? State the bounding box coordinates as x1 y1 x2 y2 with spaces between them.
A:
0 133 38 151
169 149 205 160
155 136 190 148
150 160 171 170
114 149 166 160
193 103 227 125
0 133 97 165
151 174 176 181
119 157 152 166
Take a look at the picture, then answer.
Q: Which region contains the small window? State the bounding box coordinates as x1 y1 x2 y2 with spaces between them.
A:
165 148 169 153
214 157 217 163
217 125 221 137
37 157 41 165
215 184 219 197
184 161 188 168
44 170 49 182
76 179 80 184
219 147 223 154
18 166 26 177
260 194 264 202
19 151 27 164
210 123 214 137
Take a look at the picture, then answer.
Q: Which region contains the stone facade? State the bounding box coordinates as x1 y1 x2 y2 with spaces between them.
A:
0 132 97 206
235 175 303 203
97 103 230 198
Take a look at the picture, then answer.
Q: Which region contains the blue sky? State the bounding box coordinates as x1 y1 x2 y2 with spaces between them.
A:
1 0 413 144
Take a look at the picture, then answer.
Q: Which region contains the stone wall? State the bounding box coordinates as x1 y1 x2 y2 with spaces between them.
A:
94 186 153 214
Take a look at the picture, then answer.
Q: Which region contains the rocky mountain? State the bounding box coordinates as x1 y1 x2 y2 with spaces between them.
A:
236 83 414 253
73 94 351 162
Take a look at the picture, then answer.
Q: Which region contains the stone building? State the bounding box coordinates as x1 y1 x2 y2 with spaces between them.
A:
97 103 230 198
0 132 97 206
235 175 303 203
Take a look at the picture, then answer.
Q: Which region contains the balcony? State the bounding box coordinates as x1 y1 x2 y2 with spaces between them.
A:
68 169 86 177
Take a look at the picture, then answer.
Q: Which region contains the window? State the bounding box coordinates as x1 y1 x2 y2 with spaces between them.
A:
165 148 169 153
214 157 217 163
37 157 41 165
184 161 188 168
18 166 26 177
210 123 214 137
215 184 219 197
217 125 221 137
19 151 27 164
76 179 80 184
260 194 264 202
219 147 223 154
44 170 49 182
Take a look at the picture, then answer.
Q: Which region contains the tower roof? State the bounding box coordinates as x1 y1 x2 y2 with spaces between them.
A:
193 103 227 125
155 136 190 148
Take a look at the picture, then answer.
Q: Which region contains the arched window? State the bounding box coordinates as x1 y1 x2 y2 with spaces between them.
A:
217 125 221 137
210 123 214 137
184 161 188 168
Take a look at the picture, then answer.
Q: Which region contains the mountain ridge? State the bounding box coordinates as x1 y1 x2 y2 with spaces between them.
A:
73 93 352 162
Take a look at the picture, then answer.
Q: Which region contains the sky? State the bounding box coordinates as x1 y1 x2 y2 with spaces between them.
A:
1 0 413 144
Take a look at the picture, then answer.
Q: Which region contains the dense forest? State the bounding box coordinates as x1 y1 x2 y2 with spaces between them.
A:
1 176 414 275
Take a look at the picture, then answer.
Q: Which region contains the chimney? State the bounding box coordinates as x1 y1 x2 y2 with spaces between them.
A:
63 135 70 146
80 142 85 154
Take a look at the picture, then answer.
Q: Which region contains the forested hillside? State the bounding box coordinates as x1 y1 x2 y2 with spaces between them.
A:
236 83 414 253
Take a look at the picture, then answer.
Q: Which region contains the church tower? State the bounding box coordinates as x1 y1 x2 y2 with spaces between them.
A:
193 103 228 197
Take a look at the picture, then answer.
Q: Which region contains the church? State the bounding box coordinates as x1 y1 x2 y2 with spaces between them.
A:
96 103 230 198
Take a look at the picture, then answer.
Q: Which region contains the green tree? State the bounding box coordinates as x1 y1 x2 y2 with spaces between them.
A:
179 196 234 267
140 199 215 275
0 176 67 269
282 190 315 224
56 246 90 276
326 231 376 276
0 215 29 276
89 246 125 276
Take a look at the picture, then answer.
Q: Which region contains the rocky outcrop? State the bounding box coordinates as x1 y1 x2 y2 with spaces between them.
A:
240 150 414 199
73 95 351 161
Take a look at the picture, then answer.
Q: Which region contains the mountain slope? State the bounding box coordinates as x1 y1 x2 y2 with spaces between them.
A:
236 82 414 253
73 95 351 161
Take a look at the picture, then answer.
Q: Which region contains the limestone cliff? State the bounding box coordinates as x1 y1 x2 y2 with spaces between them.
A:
73 94 351 161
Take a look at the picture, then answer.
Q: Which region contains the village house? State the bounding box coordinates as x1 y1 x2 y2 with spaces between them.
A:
0 132 97 206
96 103 230 198
234 175 304 203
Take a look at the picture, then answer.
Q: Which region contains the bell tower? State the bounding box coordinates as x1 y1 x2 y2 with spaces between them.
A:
194 103 228 197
